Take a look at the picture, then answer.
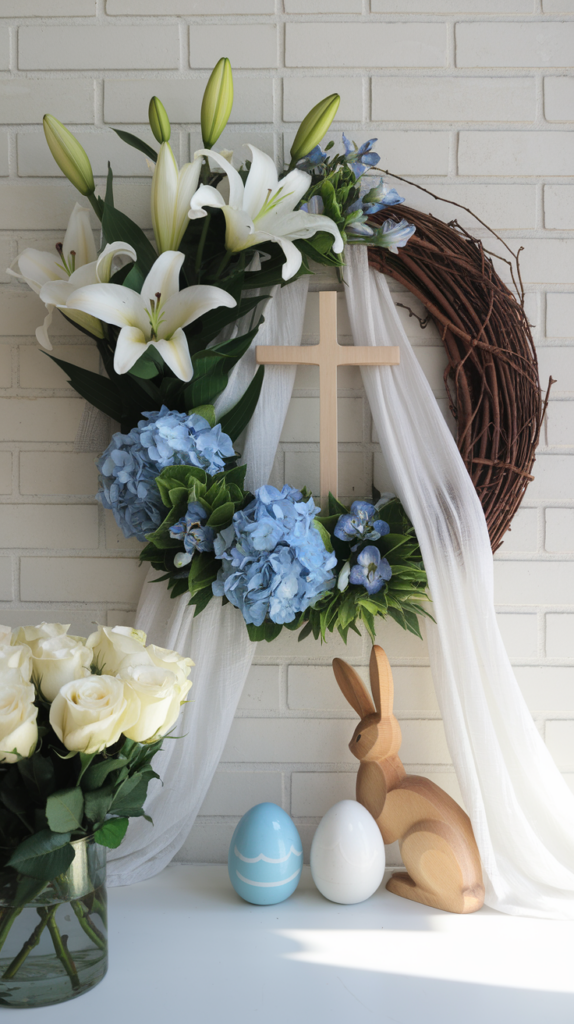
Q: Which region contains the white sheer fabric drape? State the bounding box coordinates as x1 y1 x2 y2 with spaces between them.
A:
107 277 309 886
344 245 574 919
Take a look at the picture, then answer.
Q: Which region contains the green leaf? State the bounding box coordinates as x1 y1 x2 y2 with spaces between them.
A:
328 492 349 516
45 787 84 833
189 404 216 426
297 620 313 642
219 366 264 442
206 502 234 529
129 346 163 379
105 161 114 207
77 752 96 785
82 756 128 793
47 356 122 421
17 754 56 801
111 773 153 816
245 621 283 642
122 262 146 293
111 128 158 164
93 817 129 849
7 829 75 881
83 784 115 825
102 202 157 278
312 519 333 553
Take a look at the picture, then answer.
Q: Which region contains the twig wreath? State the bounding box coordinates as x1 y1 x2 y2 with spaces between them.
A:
368 178 551 552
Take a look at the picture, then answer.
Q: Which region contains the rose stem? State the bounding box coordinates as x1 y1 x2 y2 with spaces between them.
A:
89 895 107 929
70 900 106 951
1 906 57 979
46 914 80 990
0 908 23 954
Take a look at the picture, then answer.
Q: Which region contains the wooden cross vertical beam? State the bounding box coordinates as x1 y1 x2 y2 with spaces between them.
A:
256 291 400 510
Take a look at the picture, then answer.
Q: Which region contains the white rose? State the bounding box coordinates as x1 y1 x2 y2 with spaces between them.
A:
145 644 193 697
121 665 185 743
28 635 92 702
49 675 140 754
0 676 38 763
86 625 148 676
0 643 32 683
12 622 73 645
0 625 12 645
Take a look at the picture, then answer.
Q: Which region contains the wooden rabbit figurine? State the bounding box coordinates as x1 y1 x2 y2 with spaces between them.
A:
333 645 484 914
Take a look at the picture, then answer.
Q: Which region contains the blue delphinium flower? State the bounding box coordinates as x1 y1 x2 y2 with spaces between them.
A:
342 133 380 178
349 545 392 596
334 501 390 545
361 178 405 215
169 501 215 568
300 195 325 215
213 485 337 626
344 199 375 238
297 145 328 172
97 407 235 542
370 217 416 254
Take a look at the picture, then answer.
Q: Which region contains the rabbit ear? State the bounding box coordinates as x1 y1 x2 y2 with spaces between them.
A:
370 645 394 717
332 658 376 719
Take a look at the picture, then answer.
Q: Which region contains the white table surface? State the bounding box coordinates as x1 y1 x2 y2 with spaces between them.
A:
4 864 574 1024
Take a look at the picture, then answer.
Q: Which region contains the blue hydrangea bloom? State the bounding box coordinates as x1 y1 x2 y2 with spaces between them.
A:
97 407 235 542
342 134 380 178
170 501 215 568
334 501 390 544
213 485 337 626
349 545 392 596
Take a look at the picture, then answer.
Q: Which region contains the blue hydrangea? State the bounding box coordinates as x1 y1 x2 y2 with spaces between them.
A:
169 501 215 568
334 501 390 546
349 545 392 596
212 485 337 626
97 407 235 542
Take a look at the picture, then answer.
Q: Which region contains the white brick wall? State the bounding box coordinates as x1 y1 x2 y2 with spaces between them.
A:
0 2 572 869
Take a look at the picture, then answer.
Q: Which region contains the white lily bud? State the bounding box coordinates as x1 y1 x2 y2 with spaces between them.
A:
151 143 202 253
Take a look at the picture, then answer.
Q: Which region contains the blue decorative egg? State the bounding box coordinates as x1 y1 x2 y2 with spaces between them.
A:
228 803 303 905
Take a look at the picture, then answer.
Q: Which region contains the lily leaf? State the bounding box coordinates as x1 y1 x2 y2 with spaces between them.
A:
219 366 264 442
112 128 158 164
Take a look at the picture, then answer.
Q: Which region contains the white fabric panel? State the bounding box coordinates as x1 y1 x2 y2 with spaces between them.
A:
343 245 574 919
107 276 309 886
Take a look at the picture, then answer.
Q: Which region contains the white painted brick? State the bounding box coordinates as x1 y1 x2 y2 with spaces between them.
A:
283 77 363 122
108 0 274 11
537 348 574 392
237 665 281 711
412 346 448 394
108 182 153 229
545 186 574 232
1 292 80 338
1 0 94 12
17 130 158 179
191 128 274 160
286 127 450 175
189 25 277 70
0 345 11 388
19 26 180 72
281 397 363 443
544 77 574 122
222 717 450 765
545 508 574 552
106 610 136 629
285 23 447 69
0 133 8 178
20 452 98 496
0 183 92 231
19 345 99 389
375 614 429 660
0 236 14 287
546 295 574 338
494 561 574 606
20 556 147 603
497 508 538 552
544 401 574 445
288 664 438 712
0 558 13 602
546 720 574 769
373 76 535 123
265 619 364 659
104 77 272 125
0 452 11 495
103 510 141 552
200 771 282 816
496 613 538 659
373 0 533 8
0 398 83 442
0 607 101 639
291 772 356 817
284 450 368 504
0 31 8 72
0 79 94 125
519 242 574 285
1 505 98 550
175 821 236 864
285 0 361 11
544 0 574 9
396 182 536 230
515 667 574 711
528 454 574 499
456 22 574 68
546 614 574 658
459 131 574 177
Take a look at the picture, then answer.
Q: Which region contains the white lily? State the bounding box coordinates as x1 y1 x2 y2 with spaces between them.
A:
66 250 236 382
188 145 343 281
152 143 202 253
6 202 97 349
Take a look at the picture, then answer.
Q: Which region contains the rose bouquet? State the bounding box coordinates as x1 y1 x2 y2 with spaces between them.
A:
0 621 192 1004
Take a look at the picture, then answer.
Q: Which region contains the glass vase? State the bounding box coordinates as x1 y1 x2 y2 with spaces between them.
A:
0 835 107 1008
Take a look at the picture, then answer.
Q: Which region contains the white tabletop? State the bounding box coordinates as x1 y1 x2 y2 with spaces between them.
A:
5 864 574 1024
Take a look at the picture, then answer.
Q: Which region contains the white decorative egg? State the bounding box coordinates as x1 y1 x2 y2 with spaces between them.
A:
310 799 385 904
228 803 303 906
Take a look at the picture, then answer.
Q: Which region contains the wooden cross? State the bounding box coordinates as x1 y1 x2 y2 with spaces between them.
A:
256 291 400 510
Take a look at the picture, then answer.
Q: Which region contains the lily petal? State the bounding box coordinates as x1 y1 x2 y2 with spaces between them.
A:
272 209 344 252
36 307 54 351
188 184 225 220
194 148 244 210
39 280 75 307
162 283 236 338
67 282 147 332
174 159 202 244
155 329 193 382
141 250 185 310
262 165 311 217
151 142 179 254
114 325 150 375
95 241 137 284
62 203 97 266
222 205 255 253
264 234 303 281
10 249 66 293
242 145 279 220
